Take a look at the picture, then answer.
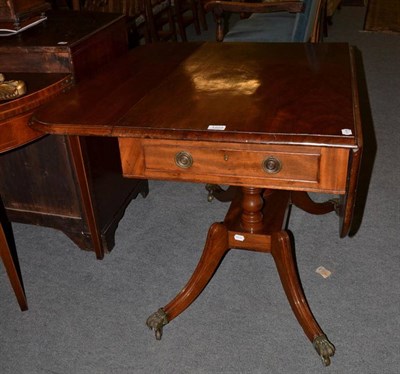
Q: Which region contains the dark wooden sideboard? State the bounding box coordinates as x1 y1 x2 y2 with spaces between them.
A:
0 11 148 259
1 70 74 311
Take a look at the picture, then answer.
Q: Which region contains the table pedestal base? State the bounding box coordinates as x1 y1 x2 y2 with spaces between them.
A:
146 187 336 366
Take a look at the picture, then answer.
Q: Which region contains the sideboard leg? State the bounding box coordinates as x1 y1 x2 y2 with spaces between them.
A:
0 223 28 311
68 135 104 259
271 230 335 366
146 222 229 340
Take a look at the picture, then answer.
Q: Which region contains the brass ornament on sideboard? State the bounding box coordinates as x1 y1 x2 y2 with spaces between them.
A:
0 73 26 101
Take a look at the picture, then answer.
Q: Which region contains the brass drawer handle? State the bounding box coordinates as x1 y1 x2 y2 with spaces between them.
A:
175 151 193 169
262 156 282 174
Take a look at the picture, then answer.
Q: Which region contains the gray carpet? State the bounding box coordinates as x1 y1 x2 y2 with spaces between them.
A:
1 6 399 374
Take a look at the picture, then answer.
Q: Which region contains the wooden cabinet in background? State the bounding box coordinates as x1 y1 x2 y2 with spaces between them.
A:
0 11 148 259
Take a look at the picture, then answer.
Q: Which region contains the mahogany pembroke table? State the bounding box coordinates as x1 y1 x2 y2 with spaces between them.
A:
32 42 363 366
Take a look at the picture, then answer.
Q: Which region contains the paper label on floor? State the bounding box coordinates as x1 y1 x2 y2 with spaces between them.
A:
316 266 332 279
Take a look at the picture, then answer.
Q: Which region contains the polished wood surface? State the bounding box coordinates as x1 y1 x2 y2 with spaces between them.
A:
32 42 363 365
32 42 358 144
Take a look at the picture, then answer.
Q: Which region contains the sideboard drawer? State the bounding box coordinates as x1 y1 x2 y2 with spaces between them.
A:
119 139 350 194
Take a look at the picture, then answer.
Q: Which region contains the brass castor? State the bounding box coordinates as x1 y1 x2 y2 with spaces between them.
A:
146 308 169 340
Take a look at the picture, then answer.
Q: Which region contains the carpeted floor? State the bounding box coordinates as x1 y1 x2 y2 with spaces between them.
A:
364 0 400 33
1 6 400 374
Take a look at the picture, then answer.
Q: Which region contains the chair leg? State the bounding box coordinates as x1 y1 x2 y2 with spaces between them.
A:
190 0 201 35
173 1 189 42
173 0 202 41
175 11 188 41
197 0 208 30
167 6 178 41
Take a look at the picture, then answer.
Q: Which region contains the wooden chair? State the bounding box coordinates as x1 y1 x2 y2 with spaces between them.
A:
204 0 325 43
171 0 208 41
82 0 177 44
145 0 177 42
172 0 201 41
196 0 208 31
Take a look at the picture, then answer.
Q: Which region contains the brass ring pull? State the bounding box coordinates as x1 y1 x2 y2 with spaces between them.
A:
262 156 282 174
175 151 193 169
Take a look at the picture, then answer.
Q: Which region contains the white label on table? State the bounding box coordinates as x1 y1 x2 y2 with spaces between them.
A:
208 125 226 130
234 234 245 242
341 129 352 135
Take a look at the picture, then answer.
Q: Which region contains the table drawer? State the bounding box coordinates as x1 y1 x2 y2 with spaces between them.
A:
145 144 319 181
119 139 349 193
